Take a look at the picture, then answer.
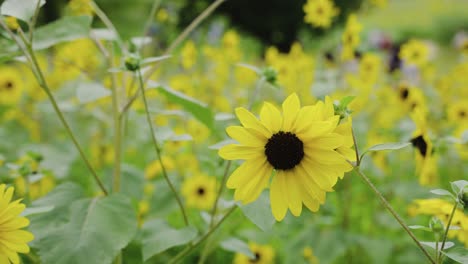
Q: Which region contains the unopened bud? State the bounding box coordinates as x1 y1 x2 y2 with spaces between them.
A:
125 54 141 71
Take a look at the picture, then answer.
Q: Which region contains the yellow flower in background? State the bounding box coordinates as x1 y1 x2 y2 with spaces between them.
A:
4 16 20 31
68 0 93 16
137 200 150 226
408 198 468 247
181 40 197 70
181 173 217 210
14 175 55 201
144 156 176 180
447 99 468 125
0 184 34 264
358 53 381 86
233 243 275 264
303 0 339 29
341 14 362 61
399 39 429 67
410 107 438 186
303 246 320 264
219 94 354 221
0 66 24 106
156 8 169 23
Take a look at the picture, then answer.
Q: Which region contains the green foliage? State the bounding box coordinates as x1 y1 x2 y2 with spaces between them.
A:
239 192 276 231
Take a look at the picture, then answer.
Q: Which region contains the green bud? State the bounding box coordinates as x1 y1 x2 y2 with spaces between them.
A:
261 67 278 87
18 165 31 177
429 217 444 235
459 187 468 208
125 54 141 71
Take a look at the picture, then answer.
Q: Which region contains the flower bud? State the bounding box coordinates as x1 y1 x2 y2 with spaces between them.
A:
261 67 278 87
429 217 444 235
125 54 141 71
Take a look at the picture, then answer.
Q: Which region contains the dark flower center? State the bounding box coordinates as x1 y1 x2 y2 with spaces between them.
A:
265 131 304 170
459 110 466 118
196 187 205 196
250 252 261 263
410 135 428 157
399 87 409 100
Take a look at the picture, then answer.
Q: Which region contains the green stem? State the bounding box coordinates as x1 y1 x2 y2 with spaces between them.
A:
136 69 189 226
247 76 265 110
142 0 162 37
91 1 125 51
438 202 458 262
29 0 42 42
435 239 439 264
169 206 238 264
209 160 231 228
109 45 122 193
354 168 435 264
2 22 109 195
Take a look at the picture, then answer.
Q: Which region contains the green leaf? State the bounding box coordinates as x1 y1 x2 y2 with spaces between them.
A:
37 194 138 264
76 81 111 104
442 247 468 263
408 225 432 232
29 183 85 243
339 96 356 108
21 205 54 216
155 84 215 131
451 180 468 194
0 0 45 21
430 189 455 198
238 191 275 231
141 219 197 261
361 142 411 160
220 237 255 259
421 241 455 250
33 16 92 50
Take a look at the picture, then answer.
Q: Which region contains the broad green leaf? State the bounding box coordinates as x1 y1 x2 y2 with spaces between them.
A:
141 219 197 261
0 0 45 21
37 194 137 264
220 237 255 259
155 84 215 131
442 247 468 263
421 241 455 250
361 142 411 160
238 192 275 231
76 81 111 104
33 16 92 50
451 180 468 194
430 189 455 198
29 183 85 243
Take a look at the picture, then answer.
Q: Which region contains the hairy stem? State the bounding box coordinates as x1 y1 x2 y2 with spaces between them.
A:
438 202 458 262
136 69 189 226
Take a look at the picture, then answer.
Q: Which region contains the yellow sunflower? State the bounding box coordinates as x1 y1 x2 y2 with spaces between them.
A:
399 39 429 67
303 0 339 29
233 242 275 264
0 66 24 106
0 184 34 264
219 94 355 221
447 99 468 125
181 174 217 210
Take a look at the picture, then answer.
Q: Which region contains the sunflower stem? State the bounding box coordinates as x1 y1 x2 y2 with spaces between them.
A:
168 206 238 264
438 201 458 263
353 168 435 264
136 69 189 226
0 19 109 196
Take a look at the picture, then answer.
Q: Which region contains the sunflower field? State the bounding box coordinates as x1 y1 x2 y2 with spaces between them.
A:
1 0 468 263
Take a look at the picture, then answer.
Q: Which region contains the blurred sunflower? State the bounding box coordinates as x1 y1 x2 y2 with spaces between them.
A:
233 242 275 264
68 0 93 16
399 39 429 67
219 94 354 221
303 0 339 29
408 198 468 247
4 16 19 31
0 184 34 264
0 66 24 106
410 107 438 186
303 246 319 264
181 174 217 210
447 99 468 125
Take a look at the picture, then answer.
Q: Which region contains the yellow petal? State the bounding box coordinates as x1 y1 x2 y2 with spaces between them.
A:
305 149 346 165
226 126 265 147
296 119 339 142
235 107 272 138
270 171 289 221
282 93 301 131
234 160 272 204
301 158 335 191
296 164 327 202
284 170 302 216
308 133 344 149
226 158 268 188
260 102 282 133
219 144 264 160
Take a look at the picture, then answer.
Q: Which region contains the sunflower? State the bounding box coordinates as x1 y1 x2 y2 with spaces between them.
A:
0 66 24 106
0 184 34 264
303 0 339 29
447 99 468 125
233 242 275 264
399 39 429 67
181 174 217 210
219 94 355 221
